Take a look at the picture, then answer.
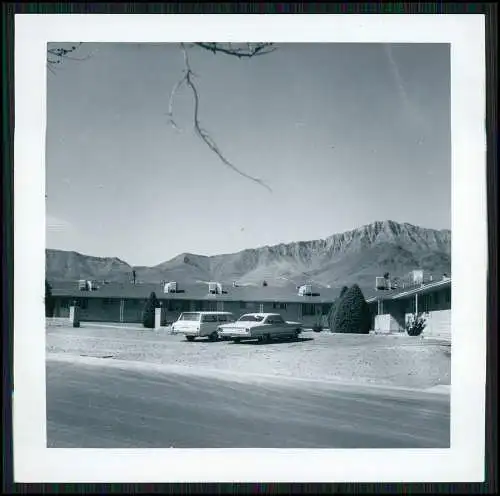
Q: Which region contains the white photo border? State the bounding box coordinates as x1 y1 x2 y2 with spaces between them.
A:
14 14 487 483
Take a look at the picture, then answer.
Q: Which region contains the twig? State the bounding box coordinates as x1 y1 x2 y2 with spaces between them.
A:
195 42 276 58
168 43 273 193
47 43 93 72
167 77 186 132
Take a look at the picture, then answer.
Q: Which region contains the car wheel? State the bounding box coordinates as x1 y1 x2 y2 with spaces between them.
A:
265 333 272 343
233 338 241 343
209 332 218 342
186 336 195 342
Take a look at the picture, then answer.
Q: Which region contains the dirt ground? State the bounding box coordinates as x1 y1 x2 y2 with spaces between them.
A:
46 324 451 389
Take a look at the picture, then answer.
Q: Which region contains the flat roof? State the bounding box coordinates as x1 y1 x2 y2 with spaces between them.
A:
49 281 342 303
366 278 451 303
49 277 451 304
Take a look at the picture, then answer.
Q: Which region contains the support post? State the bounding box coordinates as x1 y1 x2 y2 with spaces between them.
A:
119 299 125 323
154 304 162 330
69 304 80 328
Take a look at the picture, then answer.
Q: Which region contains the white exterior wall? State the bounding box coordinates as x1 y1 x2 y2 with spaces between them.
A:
374 314 403 333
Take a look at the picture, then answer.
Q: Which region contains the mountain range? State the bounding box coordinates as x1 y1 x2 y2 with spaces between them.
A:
46 220 451 289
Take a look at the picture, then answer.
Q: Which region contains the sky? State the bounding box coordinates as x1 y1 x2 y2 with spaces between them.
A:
46 42 451 266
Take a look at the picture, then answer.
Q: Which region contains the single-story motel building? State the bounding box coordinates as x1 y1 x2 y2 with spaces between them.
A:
366 277 451 341
48 277 451 339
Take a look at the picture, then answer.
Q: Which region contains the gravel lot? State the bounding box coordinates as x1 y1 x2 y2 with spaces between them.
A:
46 324 451 389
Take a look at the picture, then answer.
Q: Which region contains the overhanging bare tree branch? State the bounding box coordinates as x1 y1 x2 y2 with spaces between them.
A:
168 43 273 193
194 42 276 58
47 42 275 192
47 42 84 66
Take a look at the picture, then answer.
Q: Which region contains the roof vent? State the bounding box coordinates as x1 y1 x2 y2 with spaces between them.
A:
410 269 424 285
209 282 223 295
164 281 178 294
78 279 99 291
375 277 390 290
298 284 320 297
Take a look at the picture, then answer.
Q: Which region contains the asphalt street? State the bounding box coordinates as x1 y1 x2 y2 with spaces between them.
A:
46 358 450 449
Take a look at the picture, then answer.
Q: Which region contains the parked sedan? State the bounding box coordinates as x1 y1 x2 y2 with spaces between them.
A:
217 313 303 343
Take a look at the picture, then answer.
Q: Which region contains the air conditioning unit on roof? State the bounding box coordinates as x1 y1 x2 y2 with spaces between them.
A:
375 277 390 290
208 282 223 295
298 284 313 296
164 281 178 294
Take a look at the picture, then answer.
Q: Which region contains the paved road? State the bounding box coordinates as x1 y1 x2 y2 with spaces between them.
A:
46 359 450 449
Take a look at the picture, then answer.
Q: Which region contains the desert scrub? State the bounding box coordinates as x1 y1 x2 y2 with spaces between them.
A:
406 312 427 337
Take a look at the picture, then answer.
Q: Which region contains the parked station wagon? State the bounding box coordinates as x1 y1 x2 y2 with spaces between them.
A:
171 311 236 341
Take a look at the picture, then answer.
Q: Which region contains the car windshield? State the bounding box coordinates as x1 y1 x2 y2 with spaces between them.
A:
238 315 265 322
178 313 201 321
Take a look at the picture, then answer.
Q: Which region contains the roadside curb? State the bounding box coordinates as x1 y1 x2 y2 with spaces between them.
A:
425 385 451 395
46 352 450 397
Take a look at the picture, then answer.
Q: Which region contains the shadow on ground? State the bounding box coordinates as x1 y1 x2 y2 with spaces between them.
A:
229 337 314 346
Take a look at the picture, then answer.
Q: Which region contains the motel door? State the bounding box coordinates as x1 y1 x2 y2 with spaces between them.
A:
216 301 224 312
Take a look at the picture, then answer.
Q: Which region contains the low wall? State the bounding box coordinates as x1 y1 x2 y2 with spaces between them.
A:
46 317 72 327
374 314 403 333
420 310 451 341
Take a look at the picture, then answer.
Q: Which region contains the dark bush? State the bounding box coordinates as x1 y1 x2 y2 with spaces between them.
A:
327 286 349 331
406 313 427 336
330 284 371 334
143 291 159 328
45 279 55 317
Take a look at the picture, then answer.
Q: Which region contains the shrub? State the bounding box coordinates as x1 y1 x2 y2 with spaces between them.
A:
330 284 371 334
326 286 349 331
45 279 55 317
143 291 159 328
406 313 427 336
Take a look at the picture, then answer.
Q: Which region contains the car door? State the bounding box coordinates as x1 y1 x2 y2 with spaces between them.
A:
202 314 218 336
264 316 277 337
270 315 283 337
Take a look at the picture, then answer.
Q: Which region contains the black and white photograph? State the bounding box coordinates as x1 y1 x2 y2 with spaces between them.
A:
14 14 487 483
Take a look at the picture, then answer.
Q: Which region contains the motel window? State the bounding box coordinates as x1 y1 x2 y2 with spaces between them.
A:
272 302 287 310
102 298 115 306
60 298 70 309
74 298 88 310
240 301 255 309
204 302 217 311
302 303 315 316
193 301 203 311
168 300 191 312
